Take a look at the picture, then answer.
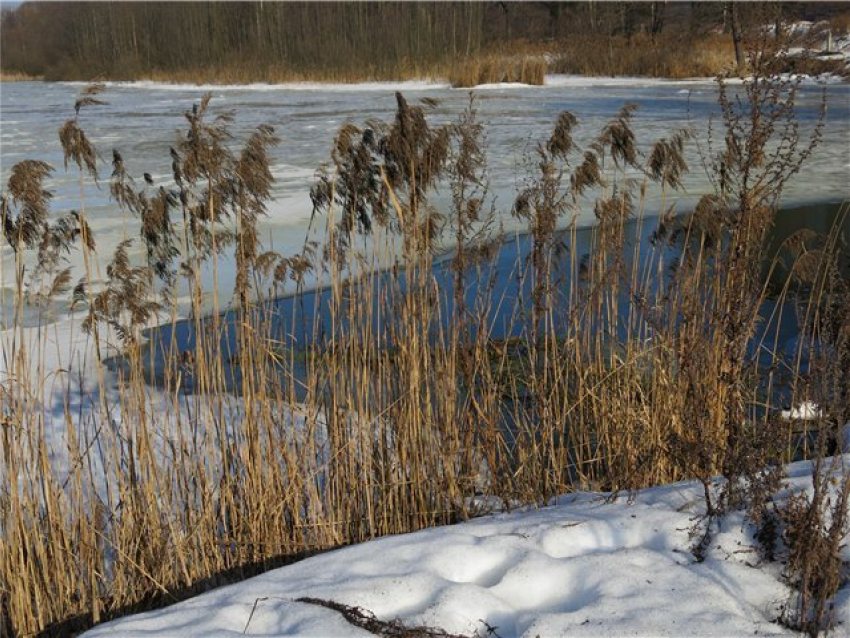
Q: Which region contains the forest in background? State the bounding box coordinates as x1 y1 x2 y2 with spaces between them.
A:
1 1 849 83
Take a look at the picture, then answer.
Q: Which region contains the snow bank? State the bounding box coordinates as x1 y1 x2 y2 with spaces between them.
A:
84 458 850 637
545 74 720 88
62 80 451 92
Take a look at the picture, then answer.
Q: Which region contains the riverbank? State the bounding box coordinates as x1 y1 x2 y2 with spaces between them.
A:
80 455 850 638
3 21 848 87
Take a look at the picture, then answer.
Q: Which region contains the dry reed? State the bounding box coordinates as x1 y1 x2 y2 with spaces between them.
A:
448 55 546 88
1 32 848 636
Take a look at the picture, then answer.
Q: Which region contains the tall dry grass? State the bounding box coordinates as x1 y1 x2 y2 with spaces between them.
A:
448 55 546 88
0 71 41 82
552 32 736 78
135 54 548 88
1 33 848 637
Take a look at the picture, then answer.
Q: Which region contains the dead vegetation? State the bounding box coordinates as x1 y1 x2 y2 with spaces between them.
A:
1 29 849 637
448 56 546 88
295 597 473 638
551 31 736 78
5 3 848 85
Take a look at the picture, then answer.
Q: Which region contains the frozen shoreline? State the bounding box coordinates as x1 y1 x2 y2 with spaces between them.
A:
55 71 850 93
83 456 850 637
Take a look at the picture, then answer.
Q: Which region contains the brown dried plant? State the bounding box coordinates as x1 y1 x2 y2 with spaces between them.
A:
0 61 844 637
1 159 54 251
60 83 106 181
234 123 280 307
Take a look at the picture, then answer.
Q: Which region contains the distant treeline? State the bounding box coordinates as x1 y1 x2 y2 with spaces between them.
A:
0 2 846 81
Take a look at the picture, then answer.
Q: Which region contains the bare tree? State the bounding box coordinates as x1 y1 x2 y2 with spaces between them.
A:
728 2 745 75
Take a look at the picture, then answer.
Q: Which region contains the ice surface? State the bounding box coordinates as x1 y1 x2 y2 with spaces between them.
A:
2 80 848 321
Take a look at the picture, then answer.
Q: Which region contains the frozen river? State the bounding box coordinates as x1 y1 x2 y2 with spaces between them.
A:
1 76 848 318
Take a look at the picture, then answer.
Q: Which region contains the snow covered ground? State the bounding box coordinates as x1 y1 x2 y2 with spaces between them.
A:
84 458 850 638
780 19 850 76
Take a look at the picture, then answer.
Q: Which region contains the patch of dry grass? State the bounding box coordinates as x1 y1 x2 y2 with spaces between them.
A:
0 69 41 81
448 55 547 88
552 32 735 78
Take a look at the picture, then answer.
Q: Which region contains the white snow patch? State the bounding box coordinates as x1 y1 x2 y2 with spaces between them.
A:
467 82 545 90
544 74 721 88
83 459 850 637
780 401 824 421
62 80 451 92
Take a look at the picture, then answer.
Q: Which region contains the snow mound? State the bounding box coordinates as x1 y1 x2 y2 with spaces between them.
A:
544 74 718 88
83 460 850 637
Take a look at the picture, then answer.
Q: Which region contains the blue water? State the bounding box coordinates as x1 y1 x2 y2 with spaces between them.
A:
121 201 847 406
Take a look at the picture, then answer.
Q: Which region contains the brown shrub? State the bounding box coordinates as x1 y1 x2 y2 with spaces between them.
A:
552 32 734 78
449 55 546 88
